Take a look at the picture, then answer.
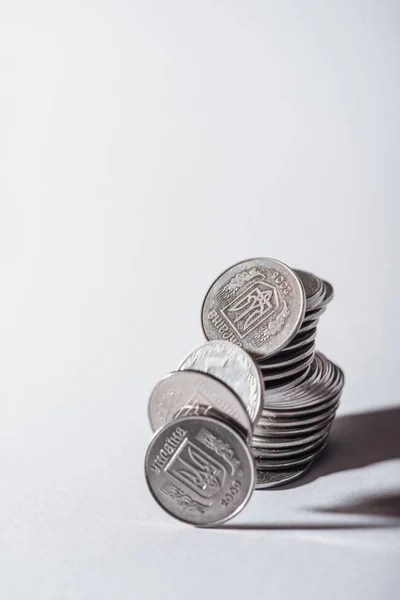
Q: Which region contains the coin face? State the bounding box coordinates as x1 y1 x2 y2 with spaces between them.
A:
145 415 255 526
201 258 306 359
178 340 263 424
148 370 252 441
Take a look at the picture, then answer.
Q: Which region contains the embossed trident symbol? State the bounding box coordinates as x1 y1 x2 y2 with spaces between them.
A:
228 287 273 332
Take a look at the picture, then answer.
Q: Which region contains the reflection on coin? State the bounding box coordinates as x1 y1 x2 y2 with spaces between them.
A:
201 258 305 359
178 340 263 424
148 370 252 441
255 464 311 489
145 415 255 526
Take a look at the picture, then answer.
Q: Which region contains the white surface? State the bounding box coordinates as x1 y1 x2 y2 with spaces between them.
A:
1 1 399 599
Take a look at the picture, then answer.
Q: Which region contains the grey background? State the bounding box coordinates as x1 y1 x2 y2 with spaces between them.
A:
0 1 399 599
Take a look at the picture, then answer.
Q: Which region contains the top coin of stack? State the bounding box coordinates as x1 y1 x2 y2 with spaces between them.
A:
201 257 306 358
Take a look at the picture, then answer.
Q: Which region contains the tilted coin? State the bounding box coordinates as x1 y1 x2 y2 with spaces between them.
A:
201 257 306 359
145 415 255 526
178 340 263 424
148 370 252 441
255 464 311 489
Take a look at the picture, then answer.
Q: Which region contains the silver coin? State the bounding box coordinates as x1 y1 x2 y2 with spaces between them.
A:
294 269 325 310
319 280 334 306
255 440 327 470
255 464 311 489
306 285 326 310
262 388 341 418
148 370 252 441
145 415 255 526
258 341 315 370
282 327 317 352
254 414 334 437
298 318 319 334
178 340 263 424
263 364 312 397
252 423 331 449
262 353 314 382
252 434 329 459
303 306 326 322
264 353 329 408
201 257 306 359
258 396 339 428
273 357 343 410
295 269 322 299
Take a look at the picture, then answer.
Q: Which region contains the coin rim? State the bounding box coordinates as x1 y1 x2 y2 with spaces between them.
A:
144 414 256 527
147 370 253 442
201 257 306 359
178 339 263 425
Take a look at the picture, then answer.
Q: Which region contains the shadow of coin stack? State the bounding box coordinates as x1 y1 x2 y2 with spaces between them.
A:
252 269 345 489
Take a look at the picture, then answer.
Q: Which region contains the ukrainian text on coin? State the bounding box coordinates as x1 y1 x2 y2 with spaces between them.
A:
145 415 255 526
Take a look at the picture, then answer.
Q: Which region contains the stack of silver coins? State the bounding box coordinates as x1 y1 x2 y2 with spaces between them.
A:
145 258 344 526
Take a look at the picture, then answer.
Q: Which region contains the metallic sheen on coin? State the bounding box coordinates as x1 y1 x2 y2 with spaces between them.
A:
148 370 252 441
178 340 263 424
201 258 306 358
145 415 255 526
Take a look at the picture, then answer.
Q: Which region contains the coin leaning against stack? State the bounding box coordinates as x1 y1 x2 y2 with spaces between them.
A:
144 257 345 526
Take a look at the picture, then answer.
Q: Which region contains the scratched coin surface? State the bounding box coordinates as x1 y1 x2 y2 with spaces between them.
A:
201 258 306 359
178 340 263 424
145 415 255 526
148 370 252 441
